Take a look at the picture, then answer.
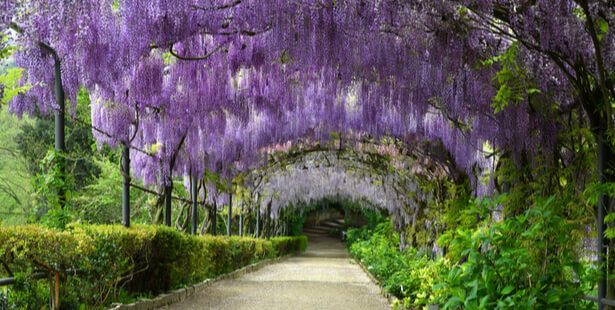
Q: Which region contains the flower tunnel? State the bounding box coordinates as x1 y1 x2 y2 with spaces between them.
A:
1 0 614 307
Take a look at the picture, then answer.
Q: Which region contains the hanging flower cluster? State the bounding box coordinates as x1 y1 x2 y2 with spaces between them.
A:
4 1 613 213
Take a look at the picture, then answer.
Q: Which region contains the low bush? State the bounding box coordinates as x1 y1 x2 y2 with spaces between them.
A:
271 236 308 255
348 221 445 308
348 197 598 309
0 224 307 308
435 196 597 309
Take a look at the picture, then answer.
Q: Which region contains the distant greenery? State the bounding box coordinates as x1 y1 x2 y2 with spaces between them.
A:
279 197 386 237
0 56 33 225
0 84 159 226
7 88 108 226
72 156 151 225
0 109 33 225
0 58 108 224
18 88 101 191
0 68 29 107
0 81 210 230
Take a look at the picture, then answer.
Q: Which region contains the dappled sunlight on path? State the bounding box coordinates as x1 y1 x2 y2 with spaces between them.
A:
160 235 390 310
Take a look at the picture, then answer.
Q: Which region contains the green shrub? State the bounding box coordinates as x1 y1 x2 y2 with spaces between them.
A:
348 198 598 309
435 196 596 309
253 238 277 260
271 235 308 256
0 224 307 308
347 221 445 307
0 225 92 274
4 277 49 309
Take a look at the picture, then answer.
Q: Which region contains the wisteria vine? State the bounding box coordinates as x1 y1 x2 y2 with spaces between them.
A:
2 0 613 218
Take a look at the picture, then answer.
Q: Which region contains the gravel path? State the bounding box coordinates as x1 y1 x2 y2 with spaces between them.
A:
160 235 390 310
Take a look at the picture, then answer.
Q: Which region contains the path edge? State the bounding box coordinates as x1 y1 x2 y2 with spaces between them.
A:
108 254 294 310
350 255 401 309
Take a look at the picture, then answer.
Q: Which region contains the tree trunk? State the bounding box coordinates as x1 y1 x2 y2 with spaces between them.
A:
199 205 211 235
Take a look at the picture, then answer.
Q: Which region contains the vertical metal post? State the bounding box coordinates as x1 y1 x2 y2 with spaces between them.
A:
191 175 198 235
164 183 172 227
53 55 66 209
227 193 232 236
598 135 607 310
239 206 244 236
247 209 252 236
256 209 260 238
121 143 130 227
212 200 217 235
201 184 207 235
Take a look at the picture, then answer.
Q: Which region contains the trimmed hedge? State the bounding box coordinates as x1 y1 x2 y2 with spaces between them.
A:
0 224 307 308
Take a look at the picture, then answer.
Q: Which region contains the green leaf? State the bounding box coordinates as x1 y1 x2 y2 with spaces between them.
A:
597 17 609 41
479 296 490 308
444 296 463 309
0 68 31 106
468 279 478 300
500 285 514 295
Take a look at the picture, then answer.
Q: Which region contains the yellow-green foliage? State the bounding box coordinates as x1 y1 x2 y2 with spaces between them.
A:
271 236 308 255
0 225 92 273
0 224 307 307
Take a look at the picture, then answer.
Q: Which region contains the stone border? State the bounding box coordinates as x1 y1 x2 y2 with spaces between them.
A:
350 255 401 308
109 254 293 310
351 256 439 310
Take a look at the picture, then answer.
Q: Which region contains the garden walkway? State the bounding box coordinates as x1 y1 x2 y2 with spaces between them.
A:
161 235 390 310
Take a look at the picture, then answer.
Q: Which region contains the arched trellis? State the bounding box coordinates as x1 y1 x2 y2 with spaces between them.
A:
3 1 613 305
227 136 466 237
5 1 502 237
131 134 466 237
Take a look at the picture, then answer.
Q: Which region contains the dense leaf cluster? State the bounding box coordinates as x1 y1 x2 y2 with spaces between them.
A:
348 195 599 309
